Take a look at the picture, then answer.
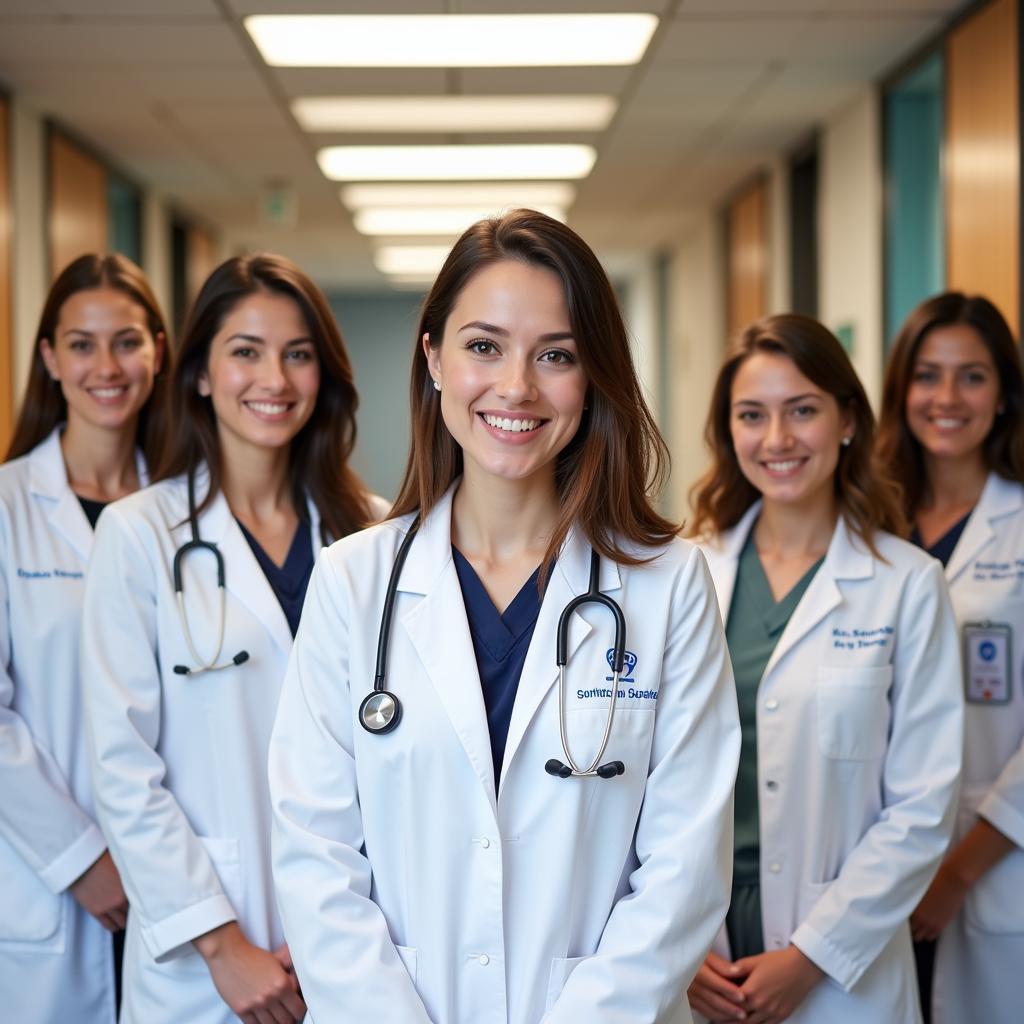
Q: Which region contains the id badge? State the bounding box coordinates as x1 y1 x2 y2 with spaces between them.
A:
962 621 1013 704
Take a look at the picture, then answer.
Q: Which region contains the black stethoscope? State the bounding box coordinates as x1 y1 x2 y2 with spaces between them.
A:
171 473 250 676
359 520 627 780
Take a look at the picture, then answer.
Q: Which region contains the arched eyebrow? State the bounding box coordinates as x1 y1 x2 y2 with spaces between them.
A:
732 392 821 408
223 334 314 346
457 319 575 342
62 326 144 339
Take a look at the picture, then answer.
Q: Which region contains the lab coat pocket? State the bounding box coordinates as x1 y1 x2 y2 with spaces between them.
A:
545 955 589 1011
167 836 244 973
957 792 1024 934
817 665 892 760
796 878 834 927
395 944 418 983
0 850 64 950
965 846 1024 934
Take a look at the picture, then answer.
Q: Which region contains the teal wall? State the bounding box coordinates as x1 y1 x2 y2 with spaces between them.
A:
884 52 945 345
328 290 423 503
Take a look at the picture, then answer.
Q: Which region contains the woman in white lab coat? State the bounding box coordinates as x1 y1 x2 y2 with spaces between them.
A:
82 253 383 1024
269 209 741 1024
0 253 169 1023
878 292 1024 1024
687 315 963 1024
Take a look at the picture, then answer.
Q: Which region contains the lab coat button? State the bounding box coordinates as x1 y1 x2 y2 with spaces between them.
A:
478 954 490 966
766 779 778 791
769 862 781 873
765 698 779 711
480 837 491 849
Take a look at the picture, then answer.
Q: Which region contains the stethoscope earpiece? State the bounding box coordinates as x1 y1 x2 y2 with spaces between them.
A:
545 759 573 778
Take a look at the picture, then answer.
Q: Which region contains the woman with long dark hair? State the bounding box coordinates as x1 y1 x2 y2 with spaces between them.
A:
269 209 741 1023
687 315 963 1024
878 293 1024 1024
0 253 168 1023
81 253 384 1024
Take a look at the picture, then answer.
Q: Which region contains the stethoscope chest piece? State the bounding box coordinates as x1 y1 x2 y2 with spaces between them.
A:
360 690 401 734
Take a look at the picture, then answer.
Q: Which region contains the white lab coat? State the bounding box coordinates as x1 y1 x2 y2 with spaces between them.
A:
931 472 1024 1024
696 505 964 1024
81 470 356 1024
0 427 144 1024
269 484 741 1024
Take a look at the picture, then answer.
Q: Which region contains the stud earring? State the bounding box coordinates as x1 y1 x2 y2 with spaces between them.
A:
432 380 441 392
841 436 852 448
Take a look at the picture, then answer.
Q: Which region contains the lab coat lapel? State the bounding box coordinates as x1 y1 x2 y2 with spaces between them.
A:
197 483 294 658
945 472 1019 585
499 527 605 790
399 489 499 809
762 516 874 680
703 502 762 621
29 428 92 561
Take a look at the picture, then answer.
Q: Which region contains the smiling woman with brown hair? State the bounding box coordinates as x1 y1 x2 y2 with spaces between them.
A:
80 253 384 1024
878 292 1024 1024
269 209 741 1024
688 314 962 1024
0 253 169 1024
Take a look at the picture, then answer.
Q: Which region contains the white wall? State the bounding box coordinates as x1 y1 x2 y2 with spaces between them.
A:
818 88 884 405
666 212 726 522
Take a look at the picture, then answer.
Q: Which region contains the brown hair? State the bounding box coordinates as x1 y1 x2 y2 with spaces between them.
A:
689 313 906 552
390 208 677 573
877 292 1024 513
6 253 171 465
154 253 371 543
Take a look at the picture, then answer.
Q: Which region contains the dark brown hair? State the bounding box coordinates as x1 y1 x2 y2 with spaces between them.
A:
390 208 678 573
877 292 1024 513
154 253 371 543
689 313 906 552
6 253 171 465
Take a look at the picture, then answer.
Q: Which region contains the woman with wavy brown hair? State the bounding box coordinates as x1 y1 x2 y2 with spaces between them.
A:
0 253 169 1023
878 293 1024 1024
687 315 963 1024
80 253 385 1024
268 209 740 1024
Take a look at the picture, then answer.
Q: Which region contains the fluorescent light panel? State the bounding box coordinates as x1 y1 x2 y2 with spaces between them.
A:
342 183 577 210
355 205 565 237
292 95 616 133
375 245 453 276
318 144 595 182
246 14 657 68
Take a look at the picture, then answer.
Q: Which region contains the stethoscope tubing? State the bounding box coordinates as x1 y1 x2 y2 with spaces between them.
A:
363 516 628 781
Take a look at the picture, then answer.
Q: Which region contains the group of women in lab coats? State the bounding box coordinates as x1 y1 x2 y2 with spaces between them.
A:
0 207 1020 1024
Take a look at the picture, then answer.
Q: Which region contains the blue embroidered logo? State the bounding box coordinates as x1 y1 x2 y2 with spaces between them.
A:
606 648 637 682
979 640 997 662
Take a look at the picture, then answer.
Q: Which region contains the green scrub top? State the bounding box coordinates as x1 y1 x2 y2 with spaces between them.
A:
723 524 824 958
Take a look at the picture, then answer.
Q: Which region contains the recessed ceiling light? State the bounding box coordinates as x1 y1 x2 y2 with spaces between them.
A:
375 245 454 276
246 14 657 68
318 144 596 182
292 96 616 133
342 183 577 209
354 206 565 237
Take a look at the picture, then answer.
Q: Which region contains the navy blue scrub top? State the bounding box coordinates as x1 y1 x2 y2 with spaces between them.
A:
78 496 107 530
237 518 315 637
910 511 972 568
452 547 543 792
